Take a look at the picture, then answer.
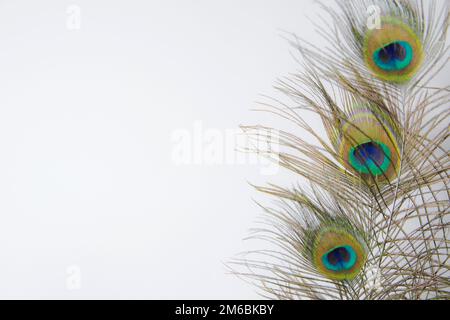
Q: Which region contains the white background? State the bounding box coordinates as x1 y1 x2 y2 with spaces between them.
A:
0 0 447 299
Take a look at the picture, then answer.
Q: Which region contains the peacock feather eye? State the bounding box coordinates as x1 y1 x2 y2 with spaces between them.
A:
337 105 401 183
311 227 366 281
364 18 423 83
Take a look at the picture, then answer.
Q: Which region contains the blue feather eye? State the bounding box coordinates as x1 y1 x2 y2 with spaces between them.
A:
349 141 391 176
311 227 367 281
364 19 424 83
373 41 414 71
338 106 401 183
322 245 357 272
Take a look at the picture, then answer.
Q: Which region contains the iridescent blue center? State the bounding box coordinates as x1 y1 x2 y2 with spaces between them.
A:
349 141 391 176
322 245 357 272
373 41 413 71
354 142 385 166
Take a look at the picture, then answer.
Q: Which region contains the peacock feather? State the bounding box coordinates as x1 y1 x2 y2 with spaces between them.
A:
231 0 449 300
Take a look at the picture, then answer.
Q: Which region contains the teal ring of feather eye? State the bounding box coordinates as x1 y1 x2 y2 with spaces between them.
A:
349 141 391 176
373 41 413 71
321 245 357 272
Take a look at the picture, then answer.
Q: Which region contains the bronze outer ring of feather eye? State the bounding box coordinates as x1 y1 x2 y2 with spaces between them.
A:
363 17 424 84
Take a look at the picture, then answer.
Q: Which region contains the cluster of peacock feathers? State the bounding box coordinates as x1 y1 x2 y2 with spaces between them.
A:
231 0 449 300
